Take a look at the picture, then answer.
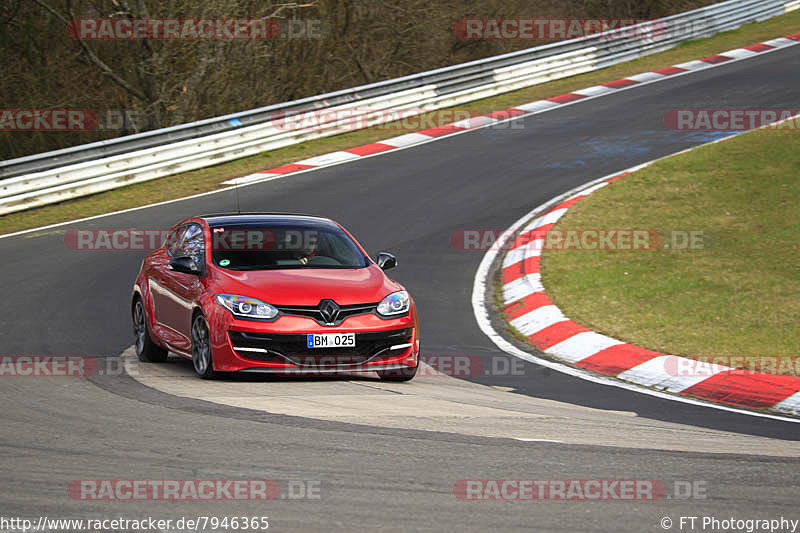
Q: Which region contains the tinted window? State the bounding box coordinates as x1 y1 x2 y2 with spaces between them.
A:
210 222 367 270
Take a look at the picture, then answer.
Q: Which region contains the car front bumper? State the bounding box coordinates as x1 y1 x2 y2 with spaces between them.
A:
208 304 419 373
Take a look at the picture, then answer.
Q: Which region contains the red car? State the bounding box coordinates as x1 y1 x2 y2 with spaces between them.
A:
131 213 419 380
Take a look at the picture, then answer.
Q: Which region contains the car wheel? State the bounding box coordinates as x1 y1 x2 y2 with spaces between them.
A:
191 314 216 379
377 364 418 382
133 298 168 363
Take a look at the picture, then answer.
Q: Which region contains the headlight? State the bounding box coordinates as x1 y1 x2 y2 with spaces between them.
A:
216 294 279 320
377 290 410 317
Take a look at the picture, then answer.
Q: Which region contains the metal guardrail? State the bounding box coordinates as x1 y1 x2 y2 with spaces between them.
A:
0 0 795 215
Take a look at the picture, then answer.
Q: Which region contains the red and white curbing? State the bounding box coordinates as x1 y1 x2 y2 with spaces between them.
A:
224 33 800 186
498 164 800 417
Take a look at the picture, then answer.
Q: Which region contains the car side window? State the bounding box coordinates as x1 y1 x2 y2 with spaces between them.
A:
178 223 205 267
166 226 187 258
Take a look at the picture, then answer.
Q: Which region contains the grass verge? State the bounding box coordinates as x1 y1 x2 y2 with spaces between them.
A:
541 125 800 374
2 10 800 236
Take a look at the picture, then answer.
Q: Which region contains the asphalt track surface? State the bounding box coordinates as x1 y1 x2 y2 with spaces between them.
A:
1 44 799 531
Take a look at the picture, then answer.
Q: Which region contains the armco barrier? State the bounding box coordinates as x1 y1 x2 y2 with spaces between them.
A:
0 0 796 215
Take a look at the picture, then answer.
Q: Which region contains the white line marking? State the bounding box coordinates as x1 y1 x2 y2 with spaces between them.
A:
762 37 796 47
295 151 361 166
515 100 561 112
774 391 800 415
723 48 759 59
380 132 433 147
617 356 730 393
222 172 280 185
626 72 666 83
503 239 544 267
566 182 608 200
530 207 568 228
572 85 617 97
451 116 498 128
503 274 543 305
546 332 624 363
673 59 714 70
510 305 565 336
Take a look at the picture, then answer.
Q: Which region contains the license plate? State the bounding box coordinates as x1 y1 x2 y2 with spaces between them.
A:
307 333 356 348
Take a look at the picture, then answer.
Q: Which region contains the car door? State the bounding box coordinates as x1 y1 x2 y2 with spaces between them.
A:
149 225 188 349
159 223 207 348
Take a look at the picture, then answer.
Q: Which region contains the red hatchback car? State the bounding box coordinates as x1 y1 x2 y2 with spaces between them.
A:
132 214 419 380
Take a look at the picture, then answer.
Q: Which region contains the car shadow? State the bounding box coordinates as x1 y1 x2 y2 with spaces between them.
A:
164 354 384 383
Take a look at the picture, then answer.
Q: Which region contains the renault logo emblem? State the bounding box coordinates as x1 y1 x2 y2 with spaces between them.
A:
319 299 340 325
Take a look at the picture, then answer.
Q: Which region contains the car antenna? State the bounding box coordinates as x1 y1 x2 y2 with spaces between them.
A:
234 180 241 214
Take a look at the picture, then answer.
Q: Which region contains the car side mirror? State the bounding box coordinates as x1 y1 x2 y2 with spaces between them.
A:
376 252 397 271
169 256 201 275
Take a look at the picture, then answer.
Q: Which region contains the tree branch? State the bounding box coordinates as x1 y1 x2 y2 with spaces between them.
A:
30 0 149 102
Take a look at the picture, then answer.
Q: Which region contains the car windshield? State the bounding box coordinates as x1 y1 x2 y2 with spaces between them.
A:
209 222 368 270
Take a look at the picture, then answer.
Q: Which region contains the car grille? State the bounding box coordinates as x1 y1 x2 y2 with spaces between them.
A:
274 302 378 326
229 328 413 367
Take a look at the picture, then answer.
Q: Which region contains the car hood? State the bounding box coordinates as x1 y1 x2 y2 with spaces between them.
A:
212 264 403 306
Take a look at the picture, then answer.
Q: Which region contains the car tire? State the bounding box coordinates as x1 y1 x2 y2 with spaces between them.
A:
133 298 168 363
191 313 217 379
377 364 418 382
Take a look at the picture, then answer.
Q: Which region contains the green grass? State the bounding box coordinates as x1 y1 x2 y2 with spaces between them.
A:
2 10 799 236
540 126 800 374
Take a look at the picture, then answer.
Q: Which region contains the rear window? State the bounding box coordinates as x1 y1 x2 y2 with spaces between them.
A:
209 222 368 270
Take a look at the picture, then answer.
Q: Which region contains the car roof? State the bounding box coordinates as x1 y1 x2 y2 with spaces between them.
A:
199 213 338 227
